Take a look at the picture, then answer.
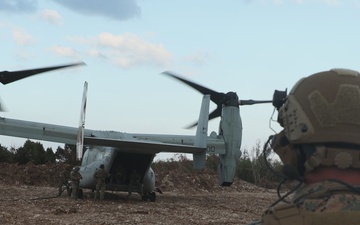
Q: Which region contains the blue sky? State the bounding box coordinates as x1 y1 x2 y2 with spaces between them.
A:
1 0 360 160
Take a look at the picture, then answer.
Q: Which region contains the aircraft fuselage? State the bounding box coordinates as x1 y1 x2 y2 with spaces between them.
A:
79 146 156 195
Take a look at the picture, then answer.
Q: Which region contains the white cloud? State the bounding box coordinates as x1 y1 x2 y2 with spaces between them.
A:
49 45 80 58
87 49 107 59
11 28 34 46
68 32 172 69
38 9 62 25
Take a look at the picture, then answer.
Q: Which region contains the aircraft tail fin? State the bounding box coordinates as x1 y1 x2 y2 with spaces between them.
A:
76 81 88 160
193 94 210 169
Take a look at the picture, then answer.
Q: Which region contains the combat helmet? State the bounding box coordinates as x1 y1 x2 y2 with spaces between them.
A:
272 68 360 177
73 166 80 171
278 68 360 145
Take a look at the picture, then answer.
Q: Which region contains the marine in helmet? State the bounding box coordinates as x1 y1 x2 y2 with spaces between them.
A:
70 166 82 200
250 69 360 225
58 164 72 197
94 164 109 201
127 169 143 199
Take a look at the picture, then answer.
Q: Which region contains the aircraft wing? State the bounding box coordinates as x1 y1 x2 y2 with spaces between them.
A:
84 137 204 154
0 117 209 154
0 117 80 144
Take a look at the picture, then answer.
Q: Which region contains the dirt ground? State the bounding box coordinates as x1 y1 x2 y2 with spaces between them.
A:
0 163 279 225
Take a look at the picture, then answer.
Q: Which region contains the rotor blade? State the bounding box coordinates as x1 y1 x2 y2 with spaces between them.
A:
186 107 222 129
163 71 229 128
162 71 230 105
209 107 222 121
0 62 85 85
239 99 272 105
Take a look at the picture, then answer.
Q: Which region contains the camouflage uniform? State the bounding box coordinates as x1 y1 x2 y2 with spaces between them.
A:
127 170 143 197
94 164 109 200
293 181 360 209
249 69 360 225
58 165 71 196
253 181 360 225
70 166 82 200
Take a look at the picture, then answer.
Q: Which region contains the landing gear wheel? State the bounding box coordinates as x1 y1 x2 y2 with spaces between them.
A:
142 195 148 201
148 192 156 202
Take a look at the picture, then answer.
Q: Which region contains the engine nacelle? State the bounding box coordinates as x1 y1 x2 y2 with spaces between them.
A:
217 106 242 186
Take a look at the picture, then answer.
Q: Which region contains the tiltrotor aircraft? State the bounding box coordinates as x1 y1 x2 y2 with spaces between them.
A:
0 68 280 202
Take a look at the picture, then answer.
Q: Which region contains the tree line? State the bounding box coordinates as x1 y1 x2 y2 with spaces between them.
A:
0 140 77 165
0 139 282 188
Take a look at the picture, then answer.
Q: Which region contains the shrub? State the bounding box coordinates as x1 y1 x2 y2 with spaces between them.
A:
236 140 282 188
0 145 14 163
